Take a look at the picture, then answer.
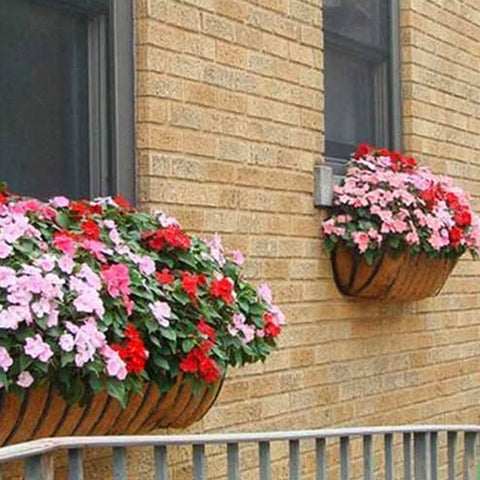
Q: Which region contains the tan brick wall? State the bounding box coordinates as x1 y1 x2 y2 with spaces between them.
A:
4 0 480 479
130 0 480 478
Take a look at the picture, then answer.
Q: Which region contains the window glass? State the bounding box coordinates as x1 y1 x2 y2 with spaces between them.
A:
0 0 89 199
324 47 375 160
324 0 388 49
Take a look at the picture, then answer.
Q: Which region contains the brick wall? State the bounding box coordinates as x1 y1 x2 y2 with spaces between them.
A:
124 0 480 478
5 0 480 479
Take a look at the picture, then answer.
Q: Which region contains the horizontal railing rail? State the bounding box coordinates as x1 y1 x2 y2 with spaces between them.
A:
0 425 479 479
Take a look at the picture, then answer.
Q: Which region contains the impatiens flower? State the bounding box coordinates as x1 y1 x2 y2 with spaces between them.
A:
210 277 234 305
156 268 174 285
101 264 131 298
179 347 221 384
112 324 149 374
59 334 75 352
113 195 133 211
149 301 171 327
102 345 128 380
82 219 101 240
257 284 272 304
0 241 12 259
351 231 370 253
51 196 69 208
207 234 225 267
58 255 74 274
181 272 206 299
0 347 13 372
231 250 245 266
24 335 53 362
35 254 56 272
163 225 191 250
138 255 156 276
0 266 16 288
17 371 34 388
53 231 77 256
198 318 217 342
263 312 281 338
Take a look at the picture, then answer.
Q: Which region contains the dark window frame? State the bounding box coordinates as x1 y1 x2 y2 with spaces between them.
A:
315 0 402 206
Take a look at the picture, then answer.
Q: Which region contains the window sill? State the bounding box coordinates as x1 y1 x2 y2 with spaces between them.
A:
313 164 343 207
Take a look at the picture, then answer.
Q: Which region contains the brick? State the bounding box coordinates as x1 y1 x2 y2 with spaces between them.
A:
216 41 247 68
202 12 235 41
137 97 168 123
184 81 217 107
214 0 248 21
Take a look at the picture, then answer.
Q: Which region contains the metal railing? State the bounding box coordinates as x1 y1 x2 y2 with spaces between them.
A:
0 425 479 480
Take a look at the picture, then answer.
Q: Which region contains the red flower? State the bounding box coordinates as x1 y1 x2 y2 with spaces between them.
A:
181 272 206 299
454 208 472 227
446 192 460 210
198 355 221 384
378 148 390 157
163 226 191 250
0 193 8 205
114 195 133 211
156 268 174 285
113 324 149 374
421 188 437 210
355 143 370 158
70 201 102 219
179 350 198 373
210 277 234 305
263 312 281 338
403 156 417 169
449 226 463 247
179 347 221 384
198 318 217 342
81 219 101 240
200 340 214 353
148 231 165 251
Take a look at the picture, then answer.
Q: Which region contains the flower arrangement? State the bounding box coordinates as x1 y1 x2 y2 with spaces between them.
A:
322 144 480 264
0 185 283 407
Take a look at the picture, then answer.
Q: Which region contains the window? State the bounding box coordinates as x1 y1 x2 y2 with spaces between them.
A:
323 0 402 174
0 0 135 201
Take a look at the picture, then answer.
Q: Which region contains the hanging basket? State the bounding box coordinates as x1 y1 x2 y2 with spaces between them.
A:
331 244 457 302
0 374 223 447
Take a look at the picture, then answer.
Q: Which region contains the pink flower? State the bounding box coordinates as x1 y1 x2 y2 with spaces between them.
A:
157 211 179 228
17 371 34 388
231 250 245 266
53 233 76 256
35 254 55 272
51 196 69 208
258 284 272 304
82 240 110 262
149 301 171 327
73 290 105 318
228 313 255 344
138 256 156 276
0 347 13 372
0 267 16 288
208 234 225 267
100 264 131 298
0 241 12 259
322 219 336 235
102 345 128 380
58 255 74 274
24 335 53 362
406 229 420 245
59 334 75 352
351 231 370 253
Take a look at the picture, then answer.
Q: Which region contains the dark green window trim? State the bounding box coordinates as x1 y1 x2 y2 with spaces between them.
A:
88 0 136 203
315 0 402 207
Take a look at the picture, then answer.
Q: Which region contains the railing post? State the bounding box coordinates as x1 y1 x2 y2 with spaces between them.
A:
289 439 301 480
193 444 206 480
316 438 326 480
363 435 374 480
429 432 438 480
414 432 430 480
447 432 457 480
227 443 240 480
464 432 477 480
259 441 271 480
154 445 169 480
25 454 54 480
112 447 127 480
68 449 84 480
385 434 394 480
340 437 350 480
404 433 412 480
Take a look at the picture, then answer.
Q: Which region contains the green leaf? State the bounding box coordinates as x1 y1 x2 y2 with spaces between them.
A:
57 211 72 229
181 339 195 353
89 375 105 394
153 356 170 370
107 379 127 408
161 328 177 342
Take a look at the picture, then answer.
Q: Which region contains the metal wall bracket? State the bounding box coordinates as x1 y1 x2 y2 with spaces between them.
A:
314 164 343 208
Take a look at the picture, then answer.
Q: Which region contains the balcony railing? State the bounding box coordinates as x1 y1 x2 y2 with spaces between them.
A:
0 425 479 480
